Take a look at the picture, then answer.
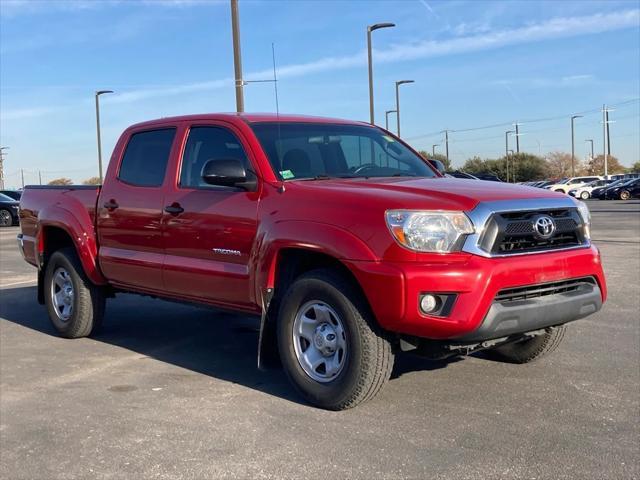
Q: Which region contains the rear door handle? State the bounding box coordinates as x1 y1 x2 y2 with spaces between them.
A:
164 203 184 215
103 200 119 210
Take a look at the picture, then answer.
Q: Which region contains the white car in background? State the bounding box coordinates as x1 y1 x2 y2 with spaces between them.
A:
568 179 615 199
545 175 603 194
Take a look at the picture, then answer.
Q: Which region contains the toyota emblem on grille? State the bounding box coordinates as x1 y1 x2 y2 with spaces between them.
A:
532 215 556 239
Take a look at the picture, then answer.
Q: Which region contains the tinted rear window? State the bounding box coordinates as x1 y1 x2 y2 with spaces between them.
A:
118 128 176 187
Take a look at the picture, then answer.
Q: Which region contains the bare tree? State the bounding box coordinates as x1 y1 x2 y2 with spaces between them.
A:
47 177 73 186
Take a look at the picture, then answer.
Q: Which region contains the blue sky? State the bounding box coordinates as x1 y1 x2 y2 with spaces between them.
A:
1 0 639 186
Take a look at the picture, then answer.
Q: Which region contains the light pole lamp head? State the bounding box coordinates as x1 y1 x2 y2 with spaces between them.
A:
368 22 395 32
396 80 415 86
96 90 114 97
385 109 397 114
572 115 583 120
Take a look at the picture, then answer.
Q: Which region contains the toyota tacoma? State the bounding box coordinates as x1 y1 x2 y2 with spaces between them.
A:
17 114 606 409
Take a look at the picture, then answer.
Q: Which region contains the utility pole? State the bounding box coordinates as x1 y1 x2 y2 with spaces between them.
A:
441 130 449 164
0 146 8 190
606 108 611 157
514 122 520 153
21 169 24 189
95 90 114 183
230 0 244 113
505 130 514 182
367 23 395 125
38 170 42 185
384 109 397 131
571 115 582 177
432 144 439 156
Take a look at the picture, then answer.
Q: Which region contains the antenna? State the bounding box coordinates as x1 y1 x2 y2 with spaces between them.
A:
272 42 285 188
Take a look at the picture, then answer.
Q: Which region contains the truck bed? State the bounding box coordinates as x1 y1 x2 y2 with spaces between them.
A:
19 185 101 267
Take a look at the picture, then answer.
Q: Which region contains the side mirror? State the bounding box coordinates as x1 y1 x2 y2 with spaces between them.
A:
427 158 446 174
201 159 256 190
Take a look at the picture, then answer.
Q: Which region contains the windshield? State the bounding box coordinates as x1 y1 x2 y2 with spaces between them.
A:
0 193 16 202
251 122 437 180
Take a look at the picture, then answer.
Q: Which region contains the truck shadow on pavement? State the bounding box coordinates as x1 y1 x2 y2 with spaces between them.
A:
1 286 458 406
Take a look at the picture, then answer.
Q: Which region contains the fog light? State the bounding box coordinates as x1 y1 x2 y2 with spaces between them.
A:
420 294 439 314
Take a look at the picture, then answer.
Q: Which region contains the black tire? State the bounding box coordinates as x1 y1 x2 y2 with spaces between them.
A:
552 189 565 194
487 326 566 364
44 247 105 338
277 269 394 410
619 190 630 200
0 209 12 227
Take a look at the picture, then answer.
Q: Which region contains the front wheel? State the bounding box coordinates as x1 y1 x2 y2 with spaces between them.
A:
487 326 566 363
580 191 590 200
619 190 631 200
44 247 105 338
277 269 394 410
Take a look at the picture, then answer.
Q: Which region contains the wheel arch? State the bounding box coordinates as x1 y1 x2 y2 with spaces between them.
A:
257 246 378 369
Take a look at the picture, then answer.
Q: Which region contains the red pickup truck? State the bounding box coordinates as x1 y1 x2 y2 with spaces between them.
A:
18 113 606 409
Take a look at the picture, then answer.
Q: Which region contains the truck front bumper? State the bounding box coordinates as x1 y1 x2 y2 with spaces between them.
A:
346 245 606 341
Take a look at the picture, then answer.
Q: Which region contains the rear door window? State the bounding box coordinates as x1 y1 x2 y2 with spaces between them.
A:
118 128 176 187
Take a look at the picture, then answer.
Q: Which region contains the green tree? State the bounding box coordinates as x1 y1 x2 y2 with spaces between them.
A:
418 151 451 170
509 153 548 182
629 161 640 173
48 177 73 186
82 176 101 185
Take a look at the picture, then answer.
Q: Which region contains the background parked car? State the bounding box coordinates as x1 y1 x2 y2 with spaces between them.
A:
545 176 602 194
569 179 615 199
0 190 22 201
596 178 637 200
0 193 20 227
445 171 479 179
615 179 640 200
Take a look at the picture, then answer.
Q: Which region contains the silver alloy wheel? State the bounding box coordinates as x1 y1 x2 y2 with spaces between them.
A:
580 191 590 200
292 301 347 383
0 209 11 227
51 267 74 322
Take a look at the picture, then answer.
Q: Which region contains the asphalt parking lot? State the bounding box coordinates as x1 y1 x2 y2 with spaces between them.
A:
1 200 638 480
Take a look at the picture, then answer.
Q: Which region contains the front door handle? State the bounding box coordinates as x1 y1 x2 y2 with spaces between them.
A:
103 199 119 210
164 203 184 215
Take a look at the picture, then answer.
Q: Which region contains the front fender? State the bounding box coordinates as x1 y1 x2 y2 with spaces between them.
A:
38 205 107 285
253 220 378 301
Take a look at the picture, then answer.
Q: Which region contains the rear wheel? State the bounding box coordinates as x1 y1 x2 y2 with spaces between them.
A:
620 190 631 200
44 247 105 338
487 326 566 364
277 269 394 410
0 209 12 227
580 191 590 200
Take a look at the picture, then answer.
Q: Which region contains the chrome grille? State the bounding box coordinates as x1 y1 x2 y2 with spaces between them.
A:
478 208 587 255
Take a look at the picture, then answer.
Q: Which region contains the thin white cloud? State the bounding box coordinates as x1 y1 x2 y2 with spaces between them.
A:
0 106 55 120
493 74 596 89
5 8 639 114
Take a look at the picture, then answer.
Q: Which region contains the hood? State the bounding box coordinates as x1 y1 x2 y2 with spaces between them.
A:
288 176 565 211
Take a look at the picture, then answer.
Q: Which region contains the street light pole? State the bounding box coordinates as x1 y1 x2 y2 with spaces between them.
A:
585 139 594 162
432 144 439 156
95 90 114 183
385 109 397 131
514 123 521 153
570 115 582 177
505 130 514 182
395 79 414 137
367 23 395 125
231 0 244 113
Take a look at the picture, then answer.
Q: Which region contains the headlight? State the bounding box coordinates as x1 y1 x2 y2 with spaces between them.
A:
385 210 474 253
576 201 591 239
